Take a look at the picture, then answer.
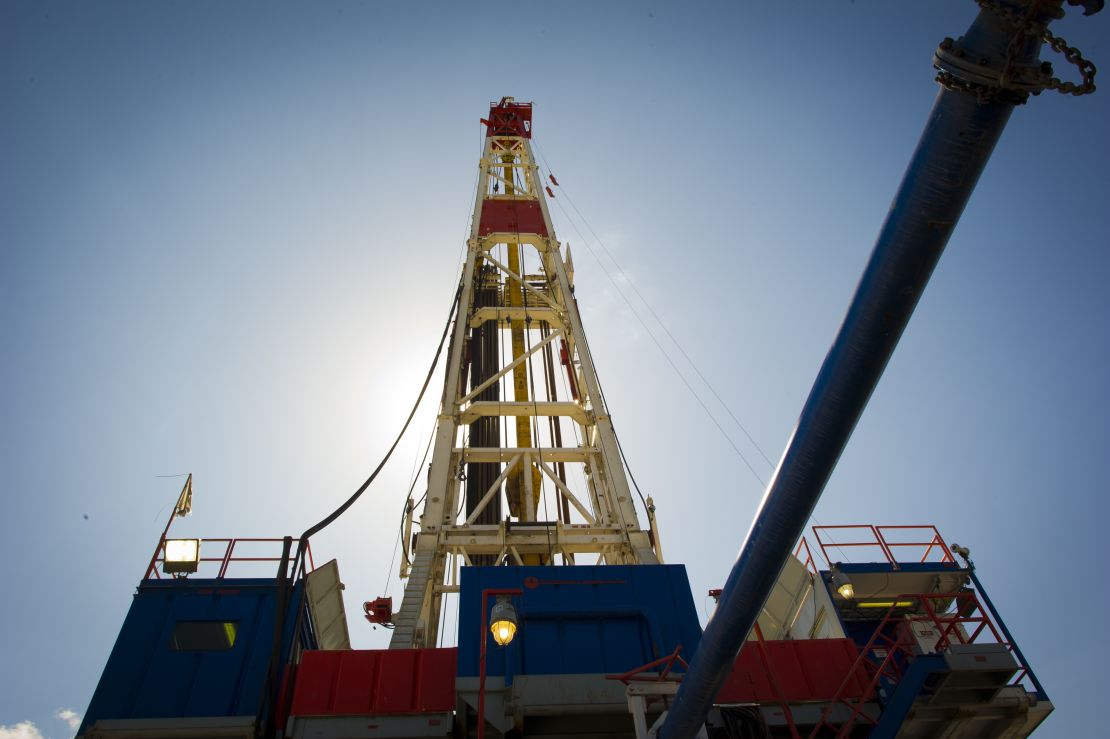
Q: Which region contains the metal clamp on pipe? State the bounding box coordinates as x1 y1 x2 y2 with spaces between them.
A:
935 0 1100 103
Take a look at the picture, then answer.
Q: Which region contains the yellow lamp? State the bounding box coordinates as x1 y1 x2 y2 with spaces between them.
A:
830 564 855 600
489 596 518 646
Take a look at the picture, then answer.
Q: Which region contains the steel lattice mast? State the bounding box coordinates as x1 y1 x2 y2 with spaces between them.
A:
389 98 661 649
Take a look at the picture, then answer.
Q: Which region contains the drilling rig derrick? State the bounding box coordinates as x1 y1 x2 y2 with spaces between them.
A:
389 97 661 650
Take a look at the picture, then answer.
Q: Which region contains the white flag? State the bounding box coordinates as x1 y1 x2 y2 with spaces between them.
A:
174 474 193 517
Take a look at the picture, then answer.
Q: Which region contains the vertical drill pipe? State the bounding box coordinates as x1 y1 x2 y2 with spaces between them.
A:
467 265 503 537
659 7 1051 737
502 153 542 523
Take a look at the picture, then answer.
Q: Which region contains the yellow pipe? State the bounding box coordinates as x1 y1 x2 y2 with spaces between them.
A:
501 153 543 540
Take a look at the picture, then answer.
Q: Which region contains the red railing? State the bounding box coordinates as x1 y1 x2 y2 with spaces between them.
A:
803 524 954 571
606 643 689 685
145 537 315 580
791 524 1037 694
808 590 1012 738
793 537 818 576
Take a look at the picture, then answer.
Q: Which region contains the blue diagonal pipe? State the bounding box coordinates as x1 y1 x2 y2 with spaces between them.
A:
658 3 1088 737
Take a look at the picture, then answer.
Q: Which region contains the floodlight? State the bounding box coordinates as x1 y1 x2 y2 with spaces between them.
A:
163 538 201 575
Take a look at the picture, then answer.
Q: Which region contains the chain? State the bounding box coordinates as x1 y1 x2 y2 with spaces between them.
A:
999 0 1039 89
1042 24 1098 94
975 0 1097 96
935 70 1007 103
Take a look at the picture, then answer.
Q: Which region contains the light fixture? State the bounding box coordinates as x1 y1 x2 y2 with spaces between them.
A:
163 538 201 576
830 564 854 600
857 600 915 609
489 595 518 646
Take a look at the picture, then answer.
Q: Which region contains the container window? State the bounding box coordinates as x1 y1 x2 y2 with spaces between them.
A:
170 620 239 651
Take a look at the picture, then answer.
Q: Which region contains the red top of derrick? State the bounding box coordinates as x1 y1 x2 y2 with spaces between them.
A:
483 97 532 138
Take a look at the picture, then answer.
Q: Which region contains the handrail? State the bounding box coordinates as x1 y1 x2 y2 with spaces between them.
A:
792 525 1043 707
751 623 801 739
793 537 818 576
807 524 954 569
145 536 315 580
809 590 1020 738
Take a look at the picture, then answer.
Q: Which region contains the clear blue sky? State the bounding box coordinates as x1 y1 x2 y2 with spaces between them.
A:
2 2 1107 737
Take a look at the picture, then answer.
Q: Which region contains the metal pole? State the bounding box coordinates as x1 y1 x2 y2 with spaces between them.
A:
478 590 490 739
258 536 293 739
143 473 192 580
658 3 1079 736
477 587 521 739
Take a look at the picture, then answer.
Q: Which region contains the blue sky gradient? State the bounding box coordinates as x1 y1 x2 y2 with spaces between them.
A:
2 2 1108 737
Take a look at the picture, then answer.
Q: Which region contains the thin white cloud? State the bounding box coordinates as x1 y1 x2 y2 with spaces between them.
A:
55 709 82 731
0 721 46 739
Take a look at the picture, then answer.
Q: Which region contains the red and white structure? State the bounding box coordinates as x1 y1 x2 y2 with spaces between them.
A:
390 98 661 649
